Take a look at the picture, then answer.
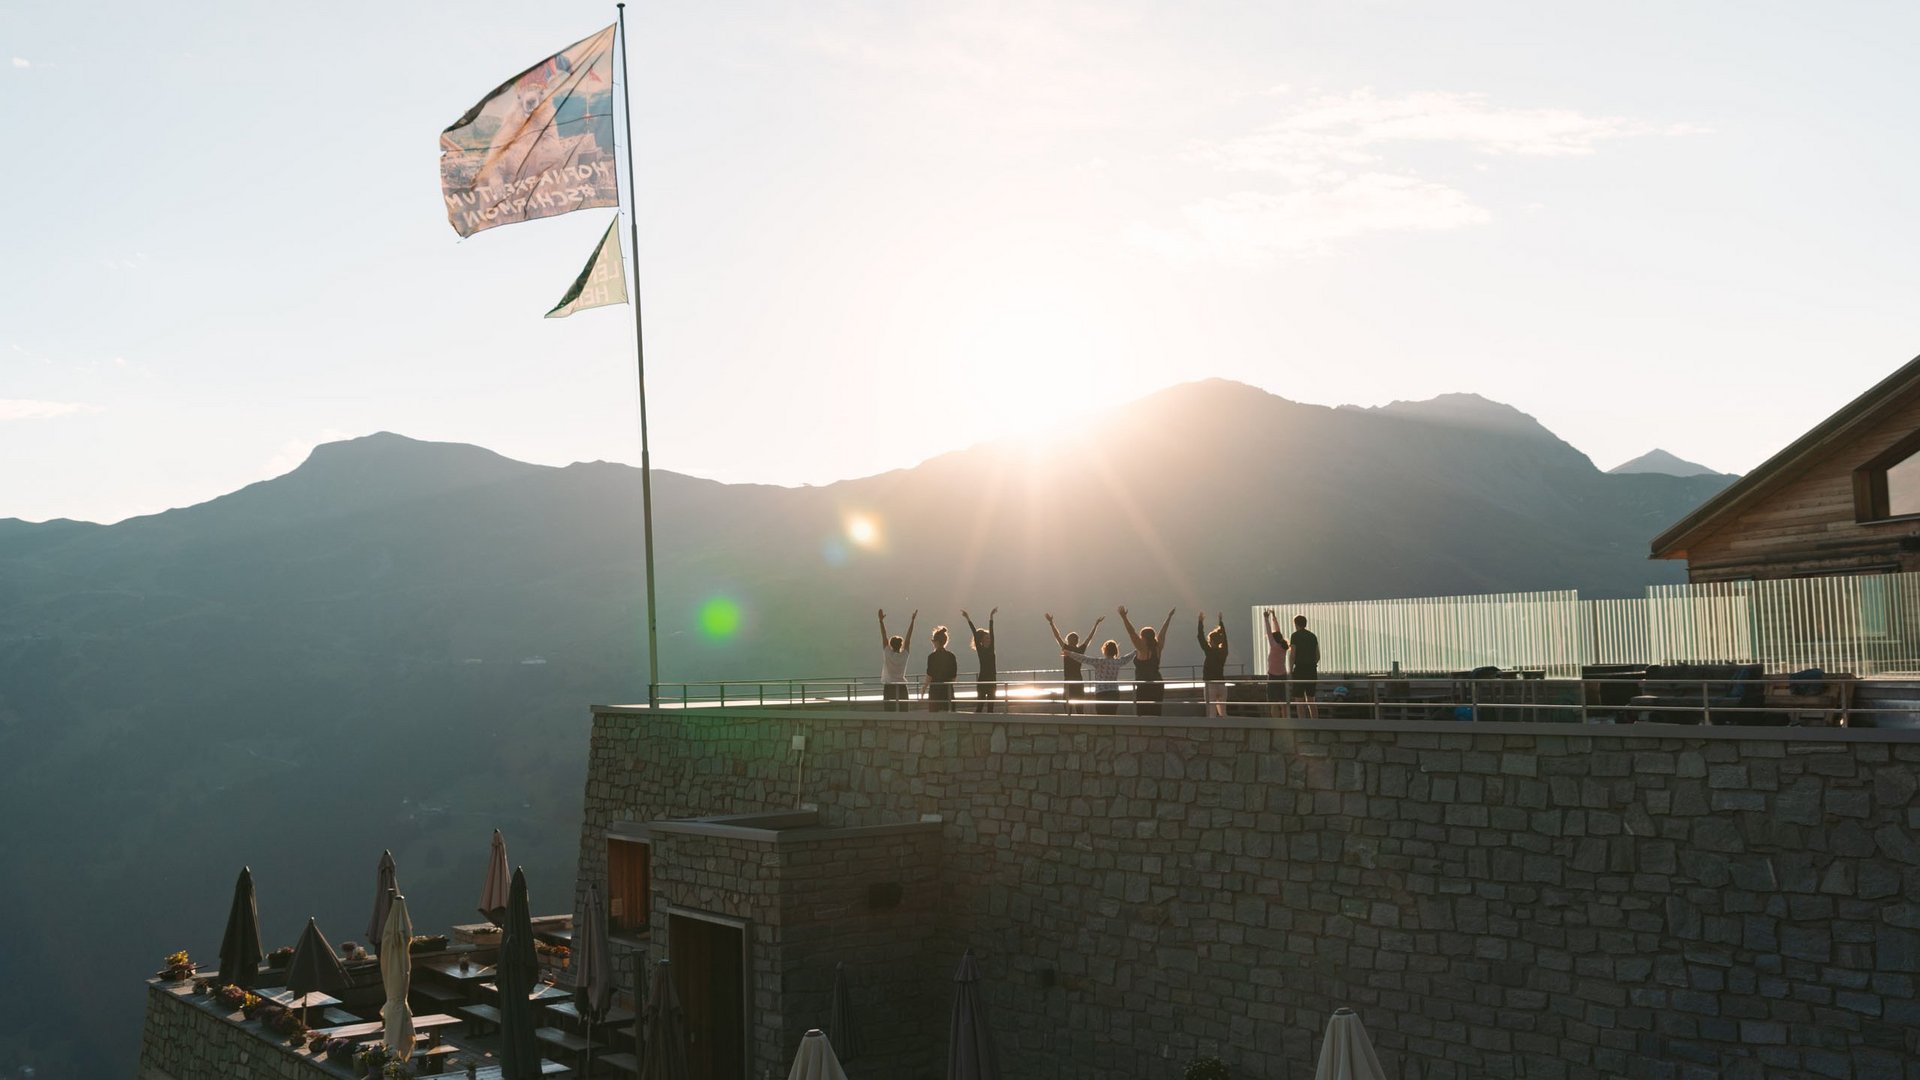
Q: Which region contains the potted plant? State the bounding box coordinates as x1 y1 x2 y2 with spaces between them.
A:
382 1061 417 1080
1185 1056 1230 1080
160 950 197 981
408 934 449 954
266 945 296 970
356 1044 392 1078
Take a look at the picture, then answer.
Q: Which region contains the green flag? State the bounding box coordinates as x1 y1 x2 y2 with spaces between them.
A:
546 218 628 318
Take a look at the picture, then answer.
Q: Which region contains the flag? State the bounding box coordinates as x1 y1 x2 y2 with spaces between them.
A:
547 218 628 318
440 25 620 238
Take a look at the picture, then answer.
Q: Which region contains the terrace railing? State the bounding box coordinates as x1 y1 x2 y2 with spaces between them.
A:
643 673 1913 728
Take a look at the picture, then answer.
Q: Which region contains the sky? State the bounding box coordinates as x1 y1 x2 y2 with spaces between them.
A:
4 1 1919 524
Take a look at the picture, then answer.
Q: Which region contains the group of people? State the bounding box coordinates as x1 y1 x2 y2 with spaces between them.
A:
876 607 1322 717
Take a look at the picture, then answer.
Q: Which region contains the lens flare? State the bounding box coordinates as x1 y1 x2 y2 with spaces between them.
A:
845 514 881 548
698 597 742 640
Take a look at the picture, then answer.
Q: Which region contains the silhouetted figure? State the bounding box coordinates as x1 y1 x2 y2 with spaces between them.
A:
925 626 957 712
1119 605 1175 716
1199 612 1230 718
962 608 998 713
878 608 917 711
1263 610 1292 718
1046 612 1105 714
1290 614 1320 719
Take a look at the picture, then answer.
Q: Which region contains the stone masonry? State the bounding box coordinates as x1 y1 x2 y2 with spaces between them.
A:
137 980 336 1080
575 707 1920 1079
626 817 944 1076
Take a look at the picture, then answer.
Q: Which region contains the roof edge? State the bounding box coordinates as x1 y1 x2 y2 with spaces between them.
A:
1651 352 1920 558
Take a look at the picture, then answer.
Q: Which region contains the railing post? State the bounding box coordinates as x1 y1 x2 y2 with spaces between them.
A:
1702 678 1712 726
1470 679 1479 723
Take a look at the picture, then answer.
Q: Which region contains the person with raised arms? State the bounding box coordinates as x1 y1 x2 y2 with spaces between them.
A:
1198 611 1230 717
1046 612 1105 714
962 607 998 713
877 608 917 711
1118 604 1176 716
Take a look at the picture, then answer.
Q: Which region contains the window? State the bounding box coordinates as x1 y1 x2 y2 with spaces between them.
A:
607 838 651 935
1852 430 1920 521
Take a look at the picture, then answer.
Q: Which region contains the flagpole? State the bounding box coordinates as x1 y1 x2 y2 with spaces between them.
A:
616 1 660 706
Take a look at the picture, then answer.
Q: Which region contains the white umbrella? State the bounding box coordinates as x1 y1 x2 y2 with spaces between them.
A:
1313 1008 1385 1080
380 894 415 1062
479 829 511 923
786 1029 849 1080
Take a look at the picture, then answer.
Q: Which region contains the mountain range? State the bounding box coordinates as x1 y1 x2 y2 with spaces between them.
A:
1607 447 1733 478
0 379 1732 1074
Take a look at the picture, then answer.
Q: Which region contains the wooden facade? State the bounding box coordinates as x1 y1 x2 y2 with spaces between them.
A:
1653 354 1920 582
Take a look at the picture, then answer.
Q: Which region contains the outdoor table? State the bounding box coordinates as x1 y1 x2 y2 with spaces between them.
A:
313 1013 463 1040
544 998 636 1033
419 956 498 984
470 1061 567 1078
477 980 570 1005
260 988 340 1011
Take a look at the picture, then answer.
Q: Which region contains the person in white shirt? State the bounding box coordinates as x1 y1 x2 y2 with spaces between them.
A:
878 608 916 711
1063 637 1133 716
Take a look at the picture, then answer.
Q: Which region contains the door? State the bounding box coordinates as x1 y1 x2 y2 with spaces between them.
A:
669 913 747 1080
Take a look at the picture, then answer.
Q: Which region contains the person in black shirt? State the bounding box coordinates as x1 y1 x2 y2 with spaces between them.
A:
924 626 958 712
1198 612 1230 717
1290 614 1321 719
1046 612 1105 714
1119 604 1175 716
962 607 998 713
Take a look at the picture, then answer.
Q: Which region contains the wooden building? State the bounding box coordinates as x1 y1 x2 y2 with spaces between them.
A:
1652 354 1920 581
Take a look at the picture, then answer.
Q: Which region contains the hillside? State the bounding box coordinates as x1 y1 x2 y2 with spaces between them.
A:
0 379 1730 1074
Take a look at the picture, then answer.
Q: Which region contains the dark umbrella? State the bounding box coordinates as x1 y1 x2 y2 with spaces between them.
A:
637 959 690 1080
574 883 614 1078
947 950 1001 1080
479 829 511 924
286 917 350 1028
217 866 263 988
828 962 862 1063
367 850 398 950
497 867 542 1080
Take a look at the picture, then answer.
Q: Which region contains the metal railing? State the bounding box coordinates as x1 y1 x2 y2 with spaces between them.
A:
641 673 1914 728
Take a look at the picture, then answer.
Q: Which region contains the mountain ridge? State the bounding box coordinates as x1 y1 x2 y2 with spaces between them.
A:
0 377 1734 1076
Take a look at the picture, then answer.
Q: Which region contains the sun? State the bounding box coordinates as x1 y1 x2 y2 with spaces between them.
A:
845 514 880 548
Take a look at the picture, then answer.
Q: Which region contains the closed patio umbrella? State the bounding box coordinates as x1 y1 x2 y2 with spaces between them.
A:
285 917 349 1028
786 1029 850 1080
498 867 542 1080
637 959 690 1080
217 866 263 988
1312 1008 1386 1080
947 950 1001 1080
828 962 862 1063
380 894 415 1062
479 829 511 924
368 850 398 949
574 883 614 1079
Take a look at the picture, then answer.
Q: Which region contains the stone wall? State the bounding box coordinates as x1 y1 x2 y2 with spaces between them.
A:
137 981 334 1080
633 820 944 1076
576 708 1920 1079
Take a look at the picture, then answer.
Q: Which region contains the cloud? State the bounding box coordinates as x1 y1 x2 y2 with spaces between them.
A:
1130 177 1490 266
0 399 100 421
10 57 28 69
1135 89 1700 265
1204 90 1699 169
